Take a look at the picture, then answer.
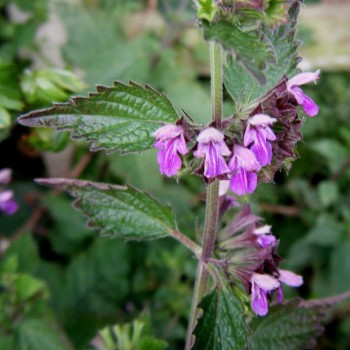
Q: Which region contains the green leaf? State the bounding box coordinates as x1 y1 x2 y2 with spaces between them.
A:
249 299 327 350
193 288 248 350
306 214 344 247
0 63 24 111
202 19 276 83
36 178 177 240
20 68 84 105
59 4 156 86
223 0 301 111
18 81 179 154
15 319 72 350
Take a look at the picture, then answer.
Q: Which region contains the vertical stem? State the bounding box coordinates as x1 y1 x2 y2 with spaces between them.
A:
210 42 223 127
185 42 223 350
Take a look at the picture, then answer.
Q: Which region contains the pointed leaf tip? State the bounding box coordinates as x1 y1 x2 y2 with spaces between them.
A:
18 81 180 154
36 178 177 241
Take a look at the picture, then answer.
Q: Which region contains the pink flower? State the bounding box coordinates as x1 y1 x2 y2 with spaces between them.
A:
194 128 231 178
153 124 188 177
276 269 303 303
244 114 276 167
286 70 320 117
253 225 276 248
228 145 261 196
0 169 18 215
250 273 280 316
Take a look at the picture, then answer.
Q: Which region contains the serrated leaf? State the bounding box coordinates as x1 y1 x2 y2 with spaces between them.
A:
18 81 180 154
249 299 325 350
224 0 301 112
193 288 248 350
202 19 276 83
36 178 177 240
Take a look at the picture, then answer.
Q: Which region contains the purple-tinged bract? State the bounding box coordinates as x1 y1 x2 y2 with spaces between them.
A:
193 128 231 179
153 124 188 177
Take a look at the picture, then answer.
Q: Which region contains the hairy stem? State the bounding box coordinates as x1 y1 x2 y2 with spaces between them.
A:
185 42 222 350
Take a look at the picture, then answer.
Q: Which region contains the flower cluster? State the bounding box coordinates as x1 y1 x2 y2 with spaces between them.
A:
0 169 18 215
217 204 303 316
152 71 319 195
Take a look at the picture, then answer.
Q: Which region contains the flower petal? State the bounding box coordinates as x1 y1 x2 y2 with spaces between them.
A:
302 94 319 117
251 273 280 291
229 145 260 172
278 269 303 287
249 114 276 127
219 180 230 196
254 225 272 235
251 282 269 316
204 143 230 178
256 234 276 248
250 130 272 166
153 124 182 140
196 127 225 143
287 70 320 88
0 169 11 184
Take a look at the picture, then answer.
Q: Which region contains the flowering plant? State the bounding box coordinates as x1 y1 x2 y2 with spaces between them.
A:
18 0 350 348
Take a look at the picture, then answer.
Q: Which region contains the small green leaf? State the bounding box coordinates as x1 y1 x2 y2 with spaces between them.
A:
19 81 180 154
193 288 248 350
249 299 324 350
202 19 276 83
36 178 177 240
224 0 301 111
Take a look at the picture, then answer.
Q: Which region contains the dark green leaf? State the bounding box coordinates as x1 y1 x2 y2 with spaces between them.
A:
224 0 301 111
193 288 248 350
202 20 276 83
15 319 73 350
249 299 324 350
36 178 177 240
19 81 179 154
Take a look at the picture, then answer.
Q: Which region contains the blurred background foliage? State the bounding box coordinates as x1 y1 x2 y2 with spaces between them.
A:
0 0 349 349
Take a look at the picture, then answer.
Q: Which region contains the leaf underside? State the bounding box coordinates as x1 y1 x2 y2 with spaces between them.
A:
36 178 177 240
193 288 248 350
18 81 179 154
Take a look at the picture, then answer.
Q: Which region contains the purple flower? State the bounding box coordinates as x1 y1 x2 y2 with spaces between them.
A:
0 169 18 215
153 124 188 177
276 269 303 303
244 114 276 167
0 169 11 184
253 225 276 248
286 70 320 117
193 128 231 178
0 190 18 215
228 145 261 196
250 273 280 316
